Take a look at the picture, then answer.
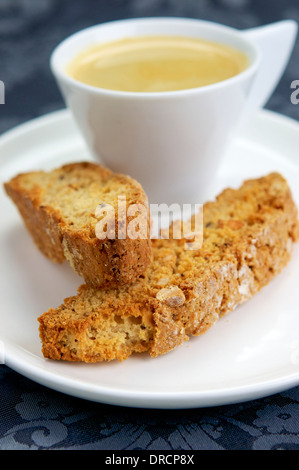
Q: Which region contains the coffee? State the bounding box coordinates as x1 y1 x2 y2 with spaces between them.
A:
66 35 248 93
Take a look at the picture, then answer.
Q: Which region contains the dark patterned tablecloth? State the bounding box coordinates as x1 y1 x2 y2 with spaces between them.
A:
0 0 299 451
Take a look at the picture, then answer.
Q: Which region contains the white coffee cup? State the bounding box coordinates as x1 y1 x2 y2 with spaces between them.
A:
50 17 297 204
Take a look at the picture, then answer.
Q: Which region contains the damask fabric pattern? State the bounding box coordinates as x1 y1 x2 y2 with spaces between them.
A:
1 365 299 450
0 0 299 451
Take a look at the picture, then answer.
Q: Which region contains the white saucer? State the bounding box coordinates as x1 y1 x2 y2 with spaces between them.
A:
0 108 299 409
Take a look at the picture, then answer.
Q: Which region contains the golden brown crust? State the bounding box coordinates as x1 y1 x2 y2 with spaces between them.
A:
38 173 299 362
4 178 66 263
4 162 152 288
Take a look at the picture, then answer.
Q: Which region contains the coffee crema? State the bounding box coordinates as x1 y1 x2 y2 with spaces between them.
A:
66 35 249 93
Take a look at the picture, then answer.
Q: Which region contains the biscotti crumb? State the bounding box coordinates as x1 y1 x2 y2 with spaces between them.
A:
156 286 186 307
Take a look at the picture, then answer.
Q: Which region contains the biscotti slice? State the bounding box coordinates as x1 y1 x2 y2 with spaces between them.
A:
4 162 152 288
38 173 299 362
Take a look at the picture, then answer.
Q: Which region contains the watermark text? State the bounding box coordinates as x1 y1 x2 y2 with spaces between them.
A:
290 80 299 105
94 197 203 250
0 340 4 364
0 81 4 104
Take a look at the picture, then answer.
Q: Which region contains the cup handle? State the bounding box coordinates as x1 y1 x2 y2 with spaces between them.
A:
241 20 297 111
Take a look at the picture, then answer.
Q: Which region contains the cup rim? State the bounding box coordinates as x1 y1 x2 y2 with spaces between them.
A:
50 16 260 99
